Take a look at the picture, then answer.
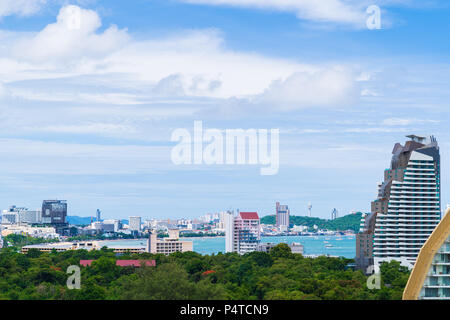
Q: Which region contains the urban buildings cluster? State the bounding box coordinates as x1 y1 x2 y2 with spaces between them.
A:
21 229 193 256
1 200 68 239
1 197 320 256
6 135 450 299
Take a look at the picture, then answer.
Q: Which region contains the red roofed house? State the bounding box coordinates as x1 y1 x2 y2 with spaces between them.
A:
230 211 261 255
80 260 156 267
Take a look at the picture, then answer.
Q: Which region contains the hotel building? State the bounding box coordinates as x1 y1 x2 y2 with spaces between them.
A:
355 212 377 273
276 202 290 231
146 229 193 255
373 135 441 270
225 211 261 255
129 216 142 232
22 231 193 255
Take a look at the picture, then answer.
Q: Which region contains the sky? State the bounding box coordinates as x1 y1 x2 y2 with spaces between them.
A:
0 0 450 220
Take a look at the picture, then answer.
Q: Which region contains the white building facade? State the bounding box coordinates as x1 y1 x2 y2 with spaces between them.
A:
275 202 289 231
224 211 234 253
373 135 441 270
129 216 142 232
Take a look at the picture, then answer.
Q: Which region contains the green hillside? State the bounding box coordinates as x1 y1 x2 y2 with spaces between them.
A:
261 212 363 232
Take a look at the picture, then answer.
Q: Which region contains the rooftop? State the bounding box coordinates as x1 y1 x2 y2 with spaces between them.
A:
239 212 259 220
80 260 156 267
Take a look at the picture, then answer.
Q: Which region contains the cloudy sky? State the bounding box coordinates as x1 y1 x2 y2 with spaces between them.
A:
0 0 449 220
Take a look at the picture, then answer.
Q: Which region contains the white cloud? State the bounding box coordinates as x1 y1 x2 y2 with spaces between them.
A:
0 5 362 141
0 0 46 17
12 5 129 63
382 118 440 126
344 127 410 133
100 29 311 99
257 67 360 111
181 0 368 26
4 18 355 109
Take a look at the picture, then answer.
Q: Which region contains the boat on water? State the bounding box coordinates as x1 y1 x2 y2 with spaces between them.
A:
325 244 333 248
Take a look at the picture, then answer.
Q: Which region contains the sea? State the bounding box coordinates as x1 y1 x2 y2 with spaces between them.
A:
99 235 356 258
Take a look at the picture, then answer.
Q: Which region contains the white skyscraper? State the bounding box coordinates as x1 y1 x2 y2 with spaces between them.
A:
129 216 142 232
276 202 289 231
373 135 441 270
224 211 234 253
225 211 261 255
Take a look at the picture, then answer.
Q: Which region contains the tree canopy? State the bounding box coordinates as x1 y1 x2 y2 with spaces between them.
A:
0 243 409 300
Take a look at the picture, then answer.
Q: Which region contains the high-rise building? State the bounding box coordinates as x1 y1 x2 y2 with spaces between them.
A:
276 202 289 231
331 208 338 220
1 206 41 225
403 208 450 300
373 135 441 270
129 216 142 232
96 209 101 222
41 200 69 235
42 200 67 225
18 210 41 224
224 211 234 253
102 219 122 232
355 212 377 273
225 211 261 255
1 211 18 225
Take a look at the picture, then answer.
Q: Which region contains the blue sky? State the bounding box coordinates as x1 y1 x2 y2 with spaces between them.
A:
0 0 450 220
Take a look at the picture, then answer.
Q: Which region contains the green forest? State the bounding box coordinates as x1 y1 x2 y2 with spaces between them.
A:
261 212 363 232
0 241 409 300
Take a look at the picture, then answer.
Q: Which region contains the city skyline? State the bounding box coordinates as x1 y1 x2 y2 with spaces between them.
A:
1 2 450 219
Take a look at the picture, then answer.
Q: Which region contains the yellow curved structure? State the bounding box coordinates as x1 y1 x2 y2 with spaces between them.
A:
403 208 450 300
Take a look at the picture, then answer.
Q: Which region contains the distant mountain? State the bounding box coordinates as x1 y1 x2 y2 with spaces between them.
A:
67 216 129 226
67 216 94 225
260 212 363 232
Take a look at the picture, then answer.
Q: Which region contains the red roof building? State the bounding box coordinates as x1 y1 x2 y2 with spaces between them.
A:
80 259 156 267
239 212 259 220
232 211 261 255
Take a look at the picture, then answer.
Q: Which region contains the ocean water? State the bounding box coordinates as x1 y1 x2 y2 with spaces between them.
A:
99 235 356 258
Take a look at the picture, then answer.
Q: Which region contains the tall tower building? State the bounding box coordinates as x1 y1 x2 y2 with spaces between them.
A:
225 211 261 255
356 212 377 273
373 135 441 270
42 200 67 225
233 212 261 254
331 208 338 220
224 211 235 253
129 216 142 232
42 200 68 235
275 202 290 231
